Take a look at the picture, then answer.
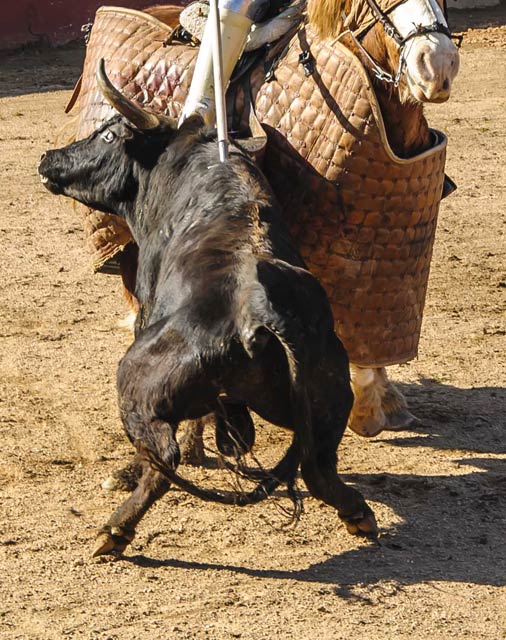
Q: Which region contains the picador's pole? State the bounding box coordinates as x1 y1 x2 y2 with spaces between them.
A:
210 0 229 162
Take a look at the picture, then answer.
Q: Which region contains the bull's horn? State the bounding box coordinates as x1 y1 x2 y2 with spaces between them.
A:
96 59 160 131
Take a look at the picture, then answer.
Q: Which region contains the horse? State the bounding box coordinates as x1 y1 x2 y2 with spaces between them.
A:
302 0 459 435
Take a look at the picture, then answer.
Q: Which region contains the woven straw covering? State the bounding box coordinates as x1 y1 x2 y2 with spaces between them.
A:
71 6 447 367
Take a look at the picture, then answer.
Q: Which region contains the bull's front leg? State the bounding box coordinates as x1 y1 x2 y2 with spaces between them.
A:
94 417 180 557
101 417 207 493
93 461 171 557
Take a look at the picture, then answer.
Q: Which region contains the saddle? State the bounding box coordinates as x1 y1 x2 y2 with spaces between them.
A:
68 4 448 367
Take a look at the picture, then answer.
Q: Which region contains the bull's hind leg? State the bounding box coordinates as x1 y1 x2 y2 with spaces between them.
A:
303 341 377 535
301 416 378 535
215 402 255 458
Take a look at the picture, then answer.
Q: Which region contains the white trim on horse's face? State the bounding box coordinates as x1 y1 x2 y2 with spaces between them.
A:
389 0 460 102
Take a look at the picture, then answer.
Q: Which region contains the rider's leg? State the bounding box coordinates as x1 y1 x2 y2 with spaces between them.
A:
180 0 268 123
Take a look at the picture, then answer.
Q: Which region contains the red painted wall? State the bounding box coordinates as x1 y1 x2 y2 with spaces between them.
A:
0 1 155 50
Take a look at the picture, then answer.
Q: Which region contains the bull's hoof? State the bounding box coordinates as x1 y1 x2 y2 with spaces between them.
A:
383 407 421 432
341 510 378 538
101 460 142 492
91 527 135 558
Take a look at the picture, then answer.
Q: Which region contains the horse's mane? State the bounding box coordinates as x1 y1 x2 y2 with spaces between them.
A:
307 0 346 38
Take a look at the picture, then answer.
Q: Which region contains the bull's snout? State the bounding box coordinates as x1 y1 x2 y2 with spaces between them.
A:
38 150 63 194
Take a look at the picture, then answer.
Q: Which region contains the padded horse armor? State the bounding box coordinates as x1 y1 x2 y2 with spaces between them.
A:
70 6 447 367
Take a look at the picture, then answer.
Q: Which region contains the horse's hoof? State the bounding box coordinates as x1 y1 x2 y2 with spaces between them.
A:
384 408 421 432
347 414 386 438
343 510 378 537
91 527 134 557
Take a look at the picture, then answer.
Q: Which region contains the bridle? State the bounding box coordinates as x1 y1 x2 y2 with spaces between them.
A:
337 0 463 87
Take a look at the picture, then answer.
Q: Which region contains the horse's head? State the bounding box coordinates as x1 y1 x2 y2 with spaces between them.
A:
308 0 460 104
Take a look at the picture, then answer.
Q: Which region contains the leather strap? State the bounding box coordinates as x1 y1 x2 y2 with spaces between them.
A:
64 75 83 114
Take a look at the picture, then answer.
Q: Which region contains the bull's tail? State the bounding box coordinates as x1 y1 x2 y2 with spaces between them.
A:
265 327 313 463
161 437 299 507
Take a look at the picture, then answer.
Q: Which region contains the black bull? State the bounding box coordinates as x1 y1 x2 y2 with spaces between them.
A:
39 105 377 556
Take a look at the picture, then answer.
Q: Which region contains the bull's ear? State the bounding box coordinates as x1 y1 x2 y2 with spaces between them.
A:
159 115 178 131
177 113 206 133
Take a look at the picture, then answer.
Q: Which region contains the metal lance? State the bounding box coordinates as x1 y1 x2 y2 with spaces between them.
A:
210 0 229 162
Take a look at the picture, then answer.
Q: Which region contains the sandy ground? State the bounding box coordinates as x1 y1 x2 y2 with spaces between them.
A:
0 9 505 639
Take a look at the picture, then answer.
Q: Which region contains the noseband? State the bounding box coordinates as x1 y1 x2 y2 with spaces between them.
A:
339 0 462 87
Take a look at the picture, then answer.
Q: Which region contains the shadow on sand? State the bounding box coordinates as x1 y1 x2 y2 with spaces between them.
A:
121 380 506 596
386 378 505 455
0 44 84 99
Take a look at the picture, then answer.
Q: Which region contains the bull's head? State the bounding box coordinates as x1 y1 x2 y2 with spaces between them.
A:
39 60 177 217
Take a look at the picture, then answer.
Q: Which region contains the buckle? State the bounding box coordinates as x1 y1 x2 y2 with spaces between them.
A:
298 50 315 76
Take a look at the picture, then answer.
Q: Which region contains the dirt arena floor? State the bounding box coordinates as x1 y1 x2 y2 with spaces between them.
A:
1 8 505 639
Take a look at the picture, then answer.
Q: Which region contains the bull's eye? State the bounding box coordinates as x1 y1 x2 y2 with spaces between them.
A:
101 130 116 144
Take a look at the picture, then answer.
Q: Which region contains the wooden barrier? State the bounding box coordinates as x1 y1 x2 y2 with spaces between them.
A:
0 1 154 50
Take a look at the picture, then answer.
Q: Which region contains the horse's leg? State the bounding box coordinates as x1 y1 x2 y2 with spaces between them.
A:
348 365 418 436
347 365 386 437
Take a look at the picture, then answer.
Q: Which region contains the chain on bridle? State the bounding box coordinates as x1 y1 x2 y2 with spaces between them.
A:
339 0 463 87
